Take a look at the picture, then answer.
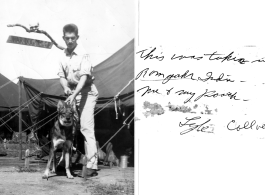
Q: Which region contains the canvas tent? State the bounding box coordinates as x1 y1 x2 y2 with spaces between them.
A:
19 39 134 156
0 74 30 140
0 74 27 111
20 39 134 122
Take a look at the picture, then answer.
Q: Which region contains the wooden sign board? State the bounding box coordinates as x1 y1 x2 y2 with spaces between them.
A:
7 35 53 49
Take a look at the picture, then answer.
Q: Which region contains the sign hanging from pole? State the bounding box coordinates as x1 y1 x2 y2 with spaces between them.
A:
7 35 53 49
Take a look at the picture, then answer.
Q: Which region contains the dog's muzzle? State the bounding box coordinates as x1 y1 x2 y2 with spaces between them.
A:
59 116 73 126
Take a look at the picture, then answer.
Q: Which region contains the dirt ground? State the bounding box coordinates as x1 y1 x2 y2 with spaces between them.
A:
0 156 134 195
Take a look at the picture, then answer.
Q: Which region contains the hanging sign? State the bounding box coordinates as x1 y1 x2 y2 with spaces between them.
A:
7 35 53 49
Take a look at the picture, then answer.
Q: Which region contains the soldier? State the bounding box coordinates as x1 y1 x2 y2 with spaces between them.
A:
58 24 98 177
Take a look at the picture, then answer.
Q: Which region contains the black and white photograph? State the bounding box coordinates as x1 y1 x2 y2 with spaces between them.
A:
4 0 265 195
0 0 134 194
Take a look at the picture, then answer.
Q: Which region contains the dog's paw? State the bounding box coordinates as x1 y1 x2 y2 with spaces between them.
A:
42 174 49 180
66 174 74 179
66 169 74 179
50 169 56 174
42 169 50 180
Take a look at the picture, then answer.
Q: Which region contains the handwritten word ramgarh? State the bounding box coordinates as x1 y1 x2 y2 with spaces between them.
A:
136 68 235 84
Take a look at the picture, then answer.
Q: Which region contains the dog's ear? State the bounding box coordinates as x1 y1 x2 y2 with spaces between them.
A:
106 142 112 153
57 100 64 112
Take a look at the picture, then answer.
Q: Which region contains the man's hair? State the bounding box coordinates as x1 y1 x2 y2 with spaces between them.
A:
63 24 78 36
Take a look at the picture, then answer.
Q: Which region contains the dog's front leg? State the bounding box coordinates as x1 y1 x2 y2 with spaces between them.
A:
51 150 57 173
64 141 74 179
69 147 73 168
57 150 64 167
42 147 54 180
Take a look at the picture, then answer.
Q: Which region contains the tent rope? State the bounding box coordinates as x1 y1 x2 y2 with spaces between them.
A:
0 118 14 133
25 140 51 158
0 107 27 128
123 110 134 125
113 78 134 119
94 98 114 113
22 78 134 159
21 118 30 128
0 77 18 90
22 86 114 132
22 95 110 134
23 98 114 153
114 99 118 119
100 124 126 150
32 114 58 133
25 87 131 134
94 99 114 116
128 116 134 126
124 114 134 129
23 113 58 158
0 92 42 122
0 92 42 128
85 111 133 164
26 108 133 161
114 79 134 99
25 100 116 158
22 111 58 133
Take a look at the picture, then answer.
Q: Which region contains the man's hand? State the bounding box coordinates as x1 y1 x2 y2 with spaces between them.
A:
64 87 72 96
65 94 76 105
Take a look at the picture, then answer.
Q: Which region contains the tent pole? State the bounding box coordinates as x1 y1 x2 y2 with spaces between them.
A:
18 78 22 160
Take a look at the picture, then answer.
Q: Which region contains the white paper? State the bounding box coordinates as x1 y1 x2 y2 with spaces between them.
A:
135 1 265 194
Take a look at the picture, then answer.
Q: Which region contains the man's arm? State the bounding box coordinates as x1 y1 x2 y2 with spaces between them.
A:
72 75 87 97
65 54 91 104
60 77 72 95
58 57 72 95
65 75 87 104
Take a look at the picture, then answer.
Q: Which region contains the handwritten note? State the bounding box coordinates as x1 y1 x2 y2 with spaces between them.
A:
135 46 265 195
135 46 265 137
136 1 265 195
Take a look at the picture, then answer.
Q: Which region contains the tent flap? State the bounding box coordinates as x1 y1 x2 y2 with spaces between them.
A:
0 74 27 111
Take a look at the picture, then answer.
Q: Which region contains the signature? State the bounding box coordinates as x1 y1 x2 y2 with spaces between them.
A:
227 120 265 131
135 68 235 84
179 116 213 135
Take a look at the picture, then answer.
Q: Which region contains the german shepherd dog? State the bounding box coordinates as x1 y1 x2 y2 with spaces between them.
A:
42 100 79 180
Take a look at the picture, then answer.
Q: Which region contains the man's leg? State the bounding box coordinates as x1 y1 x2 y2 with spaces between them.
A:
79 94 98 170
